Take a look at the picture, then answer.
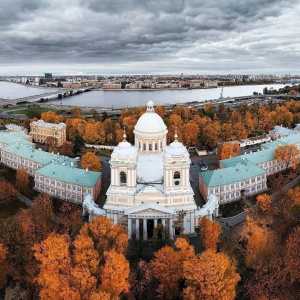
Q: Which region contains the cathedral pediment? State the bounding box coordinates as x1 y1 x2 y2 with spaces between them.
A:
124 202 174 215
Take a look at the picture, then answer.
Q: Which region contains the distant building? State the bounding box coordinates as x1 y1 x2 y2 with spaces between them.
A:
30 120 66 147
103 82 122 89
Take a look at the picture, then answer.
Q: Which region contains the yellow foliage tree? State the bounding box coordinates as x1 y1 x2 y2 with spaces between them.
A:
183 249 240 300
83 123 101 144
182 121 199 146
82 152 101 172
199 216 222 251
256 193 272 212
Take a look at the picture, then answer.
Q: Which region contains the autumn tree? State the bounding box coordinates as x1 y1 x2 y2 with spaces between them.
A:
71 106 82 118
256 193 272 212
286 226 300 283
60 141 74 157
183 249 240 300
151 238 195 299
34 233 80 300
155 105 166 118
274 144 300 169
45 136 58 147
83 123 101 144
77 216 128 260
41 111 60 124
129 259 151 300
217 142 240 159
0 242 8 288
221 123 233 141
202 122 220 149
81 152 101 172
167 114 183 144
0 179 18 206
199 216 222 251
15 168 30 194
100 250 130 297
182 121 199 146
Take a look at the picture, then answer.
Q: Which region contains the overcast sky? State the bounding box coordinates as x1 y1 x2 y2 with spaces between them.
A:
1 0 299 75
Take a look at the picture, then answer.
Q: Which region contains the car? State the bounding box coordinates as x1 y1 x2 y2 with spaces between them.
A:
198 161 208 171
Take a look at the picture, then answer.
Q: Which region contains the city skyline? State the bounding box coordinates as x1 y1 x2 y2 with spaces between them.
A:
1 0 300 75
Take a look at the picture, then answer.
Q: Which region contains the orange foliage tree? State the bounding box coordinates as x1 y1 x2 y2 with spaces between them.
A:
199 216 222 251
217 142 240 159
151 238 195 299
202 122 220 149
256 193 272 212
40 111 60 124
0 179 18 206
77 216 128 260
274 144 300 169
34 233 80 300
100 250 130 297
183 249 240 300
286 226 300 283
15 168 29 194
182 121 199 146
81 151 101 172
83 123 101 144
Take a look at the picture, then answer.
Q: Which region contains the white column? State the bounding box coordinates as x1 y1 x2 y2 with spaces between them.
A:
128 218 132 239
169 218 173 239
154 219 158 228
184 216 188 234
143 219 147 240
191 212 195 233
135 219 140 240
162 218 166 228
113 214 118 225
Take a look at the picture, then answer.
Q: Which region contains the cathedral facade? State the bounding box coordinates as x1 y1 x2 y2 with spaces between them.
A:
83 100 219 240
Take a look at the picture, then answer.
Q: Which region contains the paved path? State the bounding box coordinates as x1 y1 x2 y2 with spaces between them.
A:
17 193 33 207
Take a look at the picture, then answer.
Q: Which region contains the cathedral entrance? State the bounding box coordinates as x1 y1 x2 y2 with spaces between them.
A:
147 219 154 239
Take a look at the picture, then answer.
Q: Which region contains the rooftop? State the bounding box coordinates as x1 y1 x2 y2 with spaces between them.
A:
200 164 265 187
36 163 101 187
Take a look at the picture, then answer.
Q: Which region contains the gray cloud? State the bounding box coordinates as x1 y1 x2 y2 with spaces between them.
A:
0 0 299 75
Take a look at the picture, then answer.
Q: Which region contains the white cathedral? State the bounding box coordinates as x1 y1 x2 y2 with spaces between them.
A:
83 100 219 240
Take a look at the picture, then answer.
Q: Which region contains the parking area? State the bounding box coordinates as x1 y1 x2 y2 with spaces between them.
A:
189 153 219 207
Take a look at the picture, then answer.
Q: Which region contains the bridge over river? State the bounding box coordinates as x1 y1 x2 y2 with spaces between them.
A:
0 87 93 106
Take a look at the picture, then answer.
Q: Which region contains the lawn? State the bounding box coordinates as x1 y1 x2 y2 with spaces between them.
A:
0 199 28 219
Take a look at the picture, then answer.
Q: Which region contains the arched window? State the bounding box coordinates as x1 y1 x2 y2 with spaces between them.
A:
143 143 146 150
174 171 180 179
149 144 152 151
120 171 127 185
155 143 158 150
174 171 180 186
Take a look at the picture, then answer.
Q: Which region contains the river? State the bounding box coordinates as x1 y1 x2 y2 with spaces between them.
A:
0 81 286 108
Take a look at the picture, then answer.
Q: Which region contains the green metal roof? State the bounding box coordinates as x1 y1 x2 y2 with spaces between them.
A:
220 148 275 168
36 163 101 187
2 143 76 166
0 131 31 147
200 164 265 187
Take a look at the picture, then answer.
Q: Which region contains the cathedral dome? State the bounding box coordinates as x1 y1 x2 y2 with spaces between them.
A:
134 100 167 134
